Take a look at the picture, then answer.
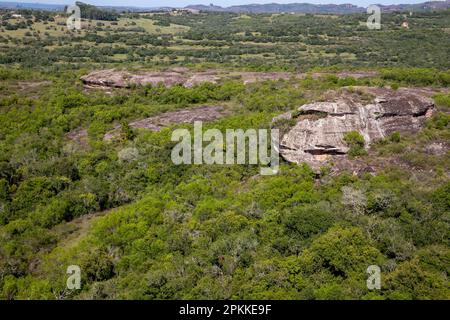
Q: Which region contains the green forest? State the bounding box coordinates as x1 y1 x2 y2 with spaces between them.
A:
0 6 449 300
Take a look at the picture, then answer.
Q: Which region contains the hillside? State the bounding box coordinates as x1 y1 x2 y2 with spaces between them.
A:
187 1 450 13
1 1 450 13
0 5 448 301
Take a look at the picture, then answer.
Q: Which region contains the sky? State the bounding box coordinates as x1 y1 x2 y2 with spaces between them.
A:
5 0 436 8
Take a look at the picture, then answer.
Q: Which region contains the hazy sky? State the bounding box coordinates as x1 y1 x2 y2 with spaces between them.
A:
7 0 435 8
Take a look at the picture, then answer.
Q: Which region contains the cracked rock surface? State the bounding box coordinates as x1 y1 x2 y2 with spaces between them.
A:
274 87 436 172
80 69 292 89
80 69 218 88
80 69 379 89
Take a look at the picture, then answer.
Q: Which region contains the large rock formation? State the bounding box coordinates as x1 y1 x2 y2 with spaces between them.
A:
80 69 295 89
80 69 379 89
80 69 218 88
274 87 436 173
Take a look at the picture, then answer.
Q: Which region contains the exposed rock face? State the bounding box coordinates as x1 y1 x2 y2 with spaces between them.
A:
66 127 88 146
80 69 217 88
104 105 226 141
80 69 379 89
237 72 292 84
274 87 436 172
311 71 379 80
81 69 296 89
129 105 226 131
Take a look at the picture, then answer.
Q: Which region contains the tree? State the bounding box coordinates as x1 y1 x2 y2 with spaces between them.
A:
120 121 135 141
344 131 367 157
305 226 384 277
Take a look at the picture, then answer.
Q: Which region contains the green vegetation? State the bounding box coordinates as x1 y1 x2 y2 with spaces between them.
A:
344 131 368 157
0 7 448 300
0 9 449 70
381 68 450 86
434 93 450 111
76 2 118 21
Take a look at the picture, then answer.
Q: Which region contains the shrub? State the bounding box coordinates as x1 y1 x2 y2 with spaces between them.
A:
120 121 135 141
434 94 450 111
389 132 401 143
283 205 334 241
344 131 367 157
427 113 450 130
391 83 400 91
381 68 450 86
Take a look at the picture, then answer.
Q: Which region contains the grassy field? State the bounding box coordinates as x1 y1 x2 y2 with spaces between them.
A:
1 10 448 71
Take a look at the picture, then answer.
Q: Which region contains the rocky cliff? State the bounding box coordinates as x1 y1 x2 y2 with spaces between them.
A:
274 87 436 173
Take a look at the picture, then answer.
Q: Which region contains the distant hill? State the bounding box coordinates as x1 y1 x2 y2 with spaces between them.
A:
0 1 168 12
187 1 450 14
0 1 64 11
379 0 450 12
186 3 364 14
74 1 118 20
0 1 449 14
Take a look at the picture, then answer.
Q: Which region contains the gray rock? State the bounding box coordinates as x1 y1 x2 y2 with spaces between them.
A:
103 105 227 142
276 87 435 172
80 69 380 89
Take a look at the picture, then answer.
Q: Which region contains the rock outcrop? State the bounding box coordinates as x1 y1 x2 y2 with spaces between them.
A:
80 69 218 88
104 105 227 141
274 87 436 173
80 69 379 89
